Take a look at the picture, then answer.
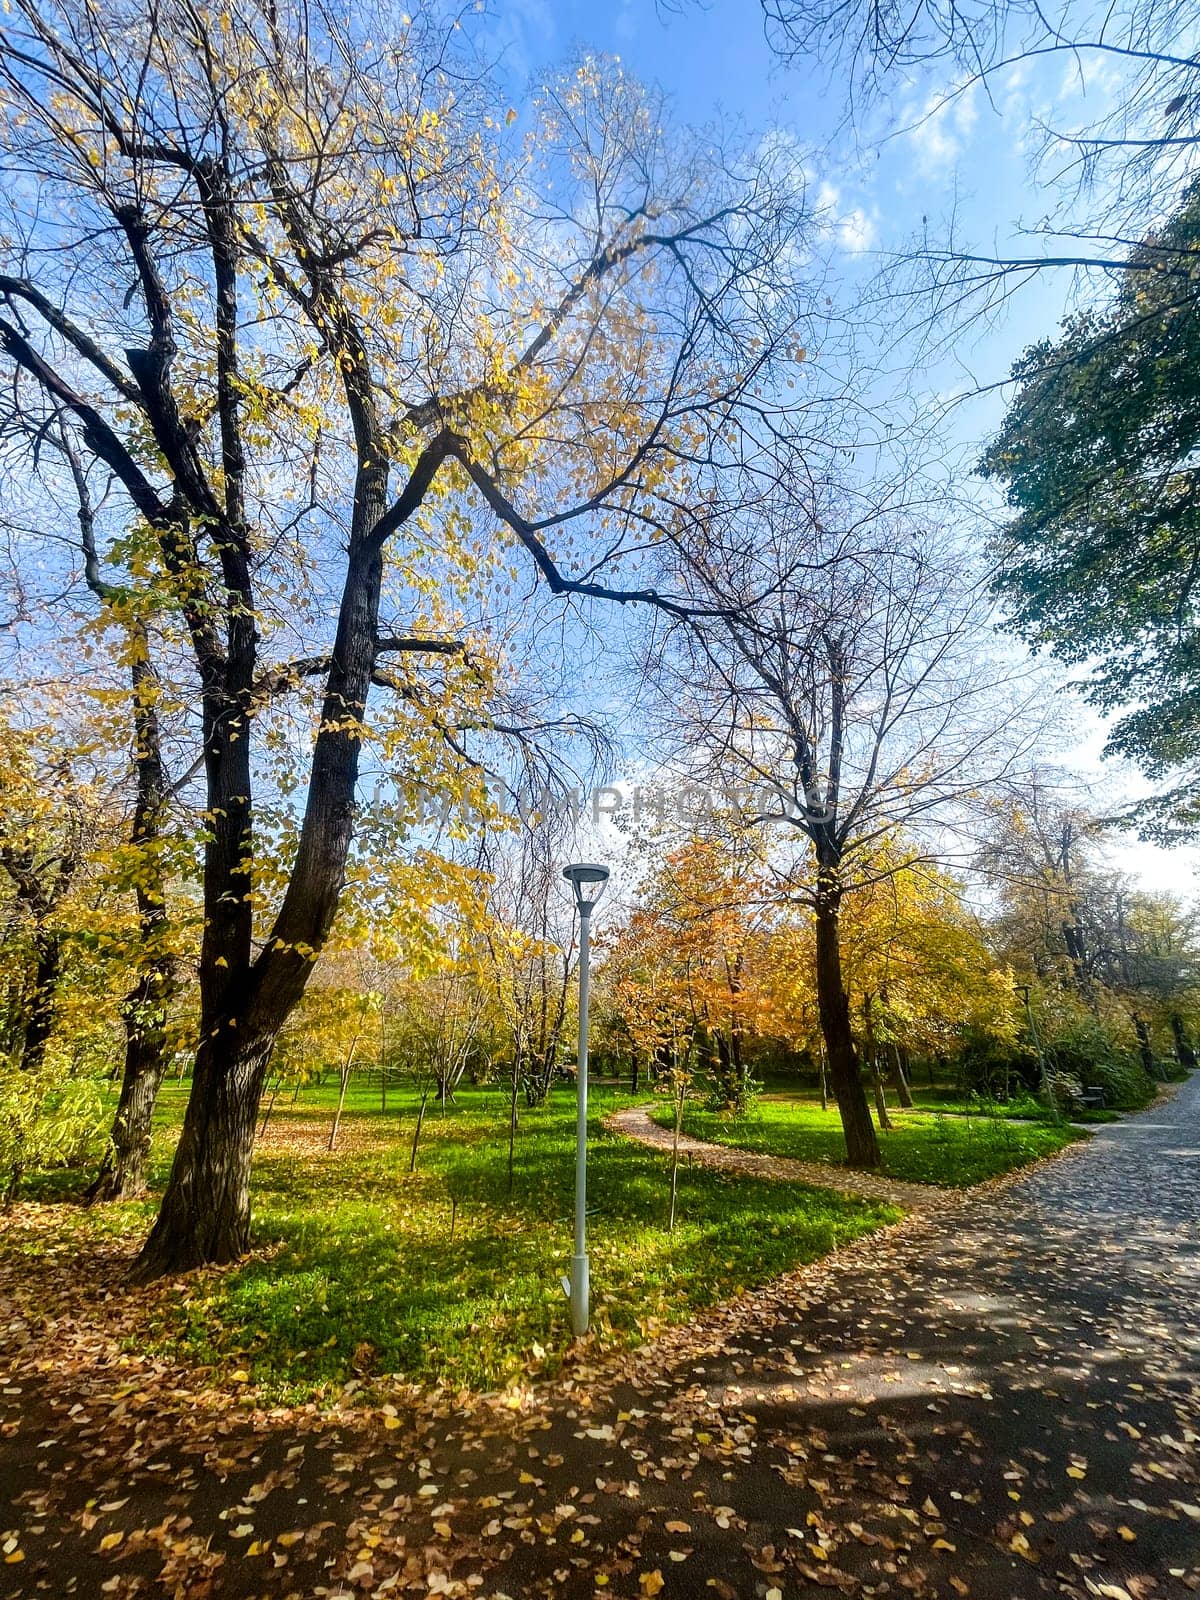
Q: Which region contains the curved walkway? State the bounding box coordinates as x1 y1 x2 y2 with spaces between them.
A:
4 1083 1197 1600
605 1102 963 1212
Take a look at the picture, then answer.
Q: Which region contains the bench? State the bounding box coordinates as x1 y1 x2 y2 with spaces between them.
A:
1073 1087 1106 1110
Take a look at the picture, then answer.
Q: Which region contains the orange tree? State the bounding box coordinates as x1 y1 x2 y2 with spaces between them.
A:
605 825 778 1109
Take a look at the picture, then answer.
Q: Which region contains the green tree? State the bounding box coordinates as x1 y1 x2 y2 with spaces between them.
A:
982 190 1200 830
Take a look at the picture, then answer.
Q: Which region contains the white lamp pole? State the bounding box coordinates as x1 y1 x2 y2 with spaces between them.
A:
562 862 609 1337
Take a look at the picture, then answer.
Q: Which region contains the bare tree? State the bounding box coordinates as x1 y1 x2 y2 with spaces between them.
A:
482 817 578 1112
762 0 1200 319
651 471 1041 1167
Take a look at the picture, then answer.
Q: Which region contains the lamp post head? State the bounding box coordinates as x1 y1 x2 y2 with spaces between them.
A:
563 861 610 914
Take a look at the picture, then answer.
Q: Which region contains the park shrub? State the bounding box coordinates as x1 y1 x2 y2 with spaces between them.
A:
1039 1003 1155 1109
954 1029 1040 1100
0 1054 110 1203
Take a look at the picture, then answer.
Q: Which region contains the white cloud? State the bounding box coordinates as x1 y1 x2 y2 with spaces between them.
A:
810 179 877 254
837 205 877 253
906 81 979 175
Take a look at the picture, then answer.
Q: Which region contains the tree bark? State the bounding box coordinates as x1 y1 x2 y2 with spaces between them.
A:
91 627 176 1203
888 1041 914 1108
88 976 170 1200
507 1066 519 1193
258 1077 281 1139
814 876 880 1169
21 931 64 1075
668 1082 684 1233
1132 1013 1156 1078
1171 1012 1196 1069
409 1084 430 1173
130 1027 275 1277
868 1052 893 1130
862 994 893 1131
135 490 390 1274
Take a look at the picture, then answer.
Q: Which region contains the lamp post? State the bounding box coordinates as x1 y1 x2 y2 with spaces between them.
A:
562 861 609 1337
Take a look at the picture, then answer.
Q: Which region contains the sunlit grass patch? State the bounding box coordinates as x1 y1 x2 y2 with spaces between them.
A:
9 1079 893 1400
653 1098 1082 1187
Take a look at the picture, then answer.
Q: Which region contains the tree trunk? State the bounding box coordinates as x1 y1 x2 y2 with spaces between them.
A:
18 931 63 1075
507 1056 520 1194
668 1083 684 1233
888 1041 914 1108
380 1004 388 1113
814 878 880 1169
1171 1012 1196 1069
862 995 893 1131
329 1048 357 1151
409 1084 430 1173
258 1077 281 1139
868 1052 893 1130
91 630 176 1203
130 1028 275 1279
135 505 390 1275
88 985 170 1201
1132 1013 1156 1078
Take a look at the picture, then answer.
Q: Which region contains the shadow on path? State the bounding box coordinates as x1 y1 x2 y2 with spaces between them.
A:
2 1082 1198 1599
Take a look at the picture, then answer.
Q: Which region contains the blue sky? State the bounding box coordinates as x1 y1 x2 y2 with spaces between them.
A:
478 0 1196 895
487 0 1124 435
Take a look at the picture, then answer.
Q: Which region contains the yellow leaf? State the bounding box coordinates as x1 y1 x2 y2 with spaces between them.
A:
639 1572 665 1596
99 1532 124 1552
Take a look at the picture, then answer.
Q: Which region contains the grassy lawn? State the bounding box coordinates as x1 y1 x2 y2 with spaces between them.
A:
651 1097 1083 1186
903 1086 1123 1123
8 1078 895 1400
761 1076 1144 1125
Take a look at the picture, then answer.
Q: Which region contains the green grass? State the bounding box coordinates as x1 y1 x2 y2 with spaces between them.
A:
11 1078 895 1401
652 1097 1083 1186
